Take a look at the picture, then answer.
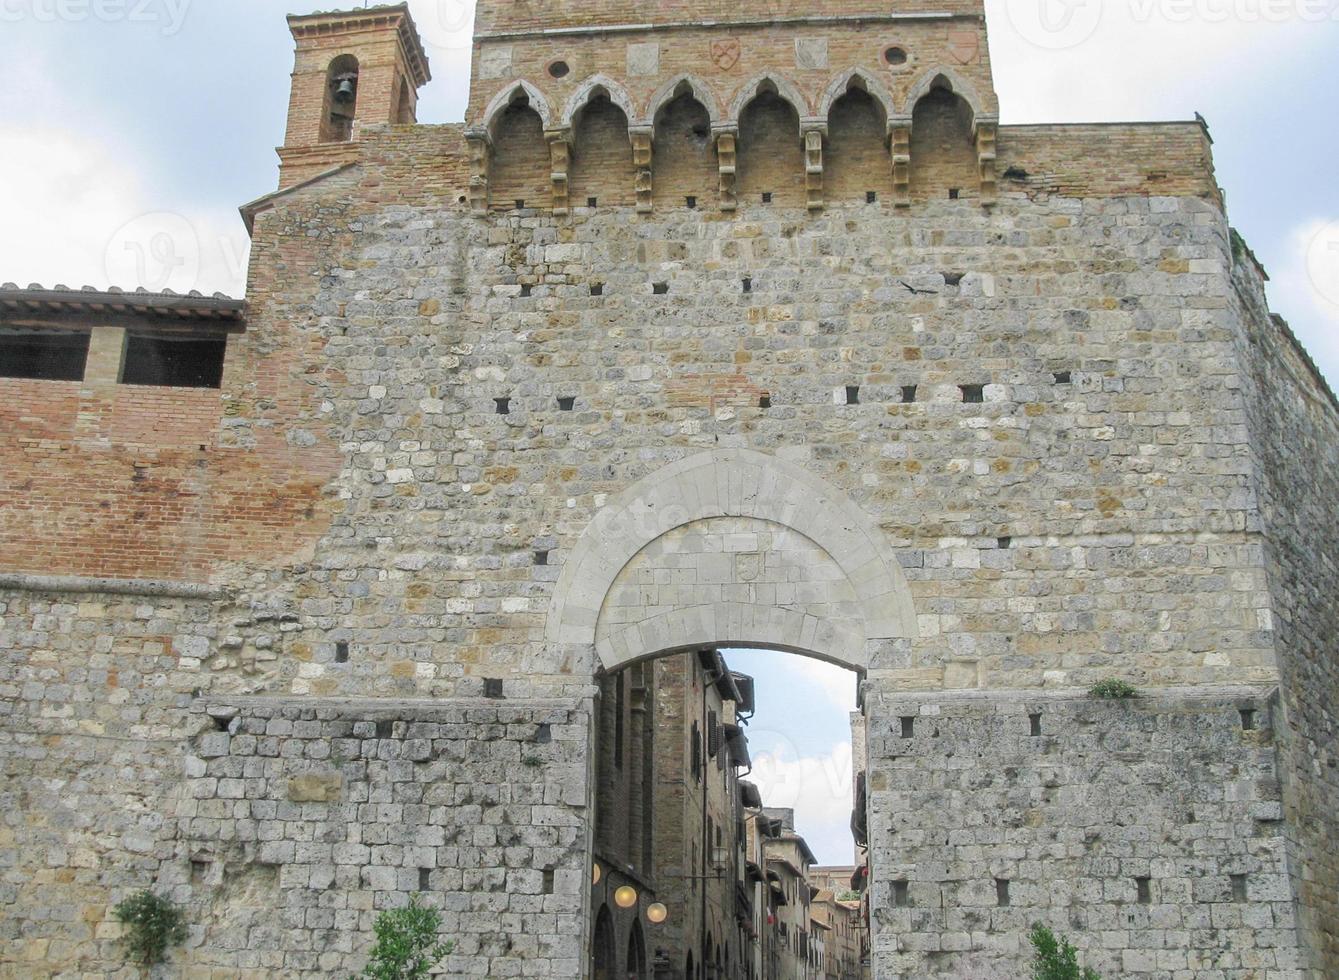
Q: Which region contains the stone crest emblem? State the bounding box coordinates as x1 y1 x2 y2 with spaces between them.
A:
946 28 980 65
711 38 742 71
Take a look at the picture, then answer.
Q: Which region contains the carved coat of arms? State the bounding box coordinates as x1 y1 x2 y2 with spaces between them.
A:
946 28 980 65
711 38 742 71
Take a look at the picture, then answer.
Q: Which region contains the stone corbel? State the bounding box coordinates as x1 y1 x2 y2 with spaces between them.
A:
547 129 572 216
714 124 739 212
975 116 999 207
802 122 827 212
889 115 912 208
630 126 654 214
465 128 491 215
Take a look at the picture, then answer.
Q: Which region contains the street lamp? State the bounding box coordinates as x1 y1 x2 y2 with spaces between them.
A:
614 885 639 909
647 903 669 924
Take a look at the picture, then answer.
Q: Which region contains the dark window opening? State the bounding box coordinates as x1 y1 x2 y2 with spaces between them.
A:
1053 370 1072 385
542 866 556 893
742 277 753 293
1230 874 1247 902
419 867 431 890
901 385 918 404
558 396 576 411
892 881 910 907
1136 877 1152 904
900 716 915 739
761 192 773 204
495 397 511 415
996 879 1011 907
943 272 964 286
519 283 532 297
590 283 604 296
534 550 549 566
686 196 697 209
515 199 526 209
1029 712 1042 737
845 385 861 405
334 641 350 664
587 197 598 208
759 393 771 409
0 328 90 381
614 673 626 769
121 334 227 389
866 191 878 204
1240 708 1257 731
653 282 669 295
999 536 1013 550
484 678 505 699
949 188 961 200
960 384 985 404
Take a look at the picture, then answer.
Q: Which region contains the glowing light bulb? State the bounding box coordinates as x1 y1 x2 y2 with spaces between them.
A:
614 885 638 909
647 903 669 924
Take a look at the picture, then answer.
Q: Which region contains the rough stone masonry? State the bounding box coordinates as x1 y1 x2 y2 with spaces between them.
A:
1 0 1337 977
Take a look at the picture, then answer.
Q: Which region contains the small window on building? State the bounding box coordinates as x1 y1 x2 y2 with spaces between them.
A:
0 328 90 381
120 333 227 389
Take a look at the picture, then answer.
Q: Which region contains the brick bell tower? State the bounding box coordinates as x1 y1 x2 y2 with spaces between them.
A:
278 3 431 188
463 0 999 213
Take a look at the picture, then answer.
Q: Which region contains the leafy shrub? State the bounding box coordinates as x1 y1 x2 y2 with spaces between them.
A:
1029 923 1100 980
112 890 188 967
1089 679 1138 700
354 895 454 980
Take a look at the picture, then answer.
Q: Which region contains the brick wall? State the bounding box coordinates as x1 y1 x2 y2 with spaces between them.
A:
738 92 806 208
826 88 893 203
652 94 717 208
489 104 551 211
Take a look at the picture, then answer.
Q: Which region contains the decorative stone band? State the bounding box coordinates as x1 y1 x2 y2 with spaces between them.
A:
0 572 223 600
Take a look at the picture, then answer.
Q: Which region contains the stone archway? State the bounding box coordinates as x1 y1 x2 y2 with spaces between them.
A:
547 449 916 675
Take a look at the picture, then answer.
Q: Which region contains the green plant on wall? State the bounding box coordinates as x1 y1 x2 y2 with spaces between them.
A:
1089 679 1138 700
353 895 454 980
1029 923 1101 980
112 890 188 968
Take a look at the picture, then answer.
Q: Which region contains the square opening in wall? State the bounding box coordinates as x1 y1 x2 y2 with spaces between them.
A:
334 641 350 664
483 678 504 699
759 393 771 409
0 327 90 381
866 191 878 204
1136 877 1152 904
686 196 697 209
892 881 910 907
846 386 860 406
742 277 752 293
121 333 227 389
960 384 985 404
558 396 576 411
494 397 511 415
901 385 918 404
1054 371 1072 385
587 197 598 208
996 879 1011 907
519 283 532 297
949 188 960 199
761 192 773 204
653 282 669 295
590 283 604 297
900 716 915 738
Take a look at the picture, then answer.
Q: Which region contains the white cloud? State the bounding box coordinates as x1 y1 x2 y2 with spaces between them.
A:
749 740 856 865
0 127 249 296
788 656 859 713
985 0 1329 122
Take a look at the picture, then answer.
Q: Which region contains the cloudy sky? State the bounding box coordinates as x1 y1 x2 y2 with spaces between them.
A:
3 0 1335 862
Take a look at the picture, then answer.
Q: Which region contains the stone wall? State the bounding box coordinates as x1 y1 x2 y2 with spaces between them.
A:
1232 249 1339 973
0 584 592 978
864 689 1308 979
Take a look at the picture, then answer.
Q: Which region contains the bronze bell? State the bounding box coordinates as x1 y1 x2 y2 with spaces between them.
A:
334 77 357 104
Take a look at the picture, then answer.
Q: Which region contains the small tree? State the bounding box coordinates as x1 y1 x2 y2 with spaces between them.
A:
1029 924 1100 980
112 890 188 969
354 895 454 980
